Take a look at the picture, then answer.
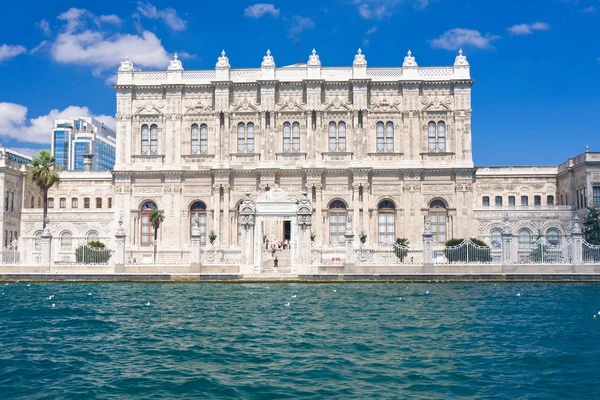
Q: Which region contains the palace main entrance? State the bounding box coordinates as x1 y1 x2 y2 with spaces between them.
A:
237 186 313 275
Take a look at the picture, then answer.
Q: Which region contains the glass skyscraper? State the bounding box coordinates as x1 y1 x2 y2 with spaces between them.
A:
51 117 116 171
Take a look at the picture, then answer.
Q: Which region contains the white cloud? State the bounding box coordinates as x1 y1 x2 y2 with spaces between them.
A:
363 26 378 46
244 3 280 18
414 0 430 10
51 7 170 72
136 2 187 31
0 44 27 62
581 6 596 13
365 26 378 35
429 28 501 50
10 148 49 157
0 102 115 145
99 14 122 25
29 41 49 54
288 16 315 36
358 4 389 20
507 22 550 35
37 19 52 36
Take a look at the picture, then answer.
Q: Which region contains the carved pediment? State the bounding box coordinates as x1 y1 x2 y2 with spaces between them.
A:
231 97 260 113
184 100 213 114
276 97 306 113
421 95 452 112
370 97 401 112
323 96 352 112
134 101 165 115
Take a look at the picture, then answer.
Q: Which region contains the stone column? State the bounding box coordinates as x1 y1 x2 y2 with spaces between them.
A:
315 184 323 245
213 184 220 242
572 216 583 271
344 215 356 268
422 216 434 273
500 214 513 272
352 184 360 239
223 185 230 245
296 191 313 274
190 222 202 273
41 226 52 272
114 218 126 273
238 193 256 274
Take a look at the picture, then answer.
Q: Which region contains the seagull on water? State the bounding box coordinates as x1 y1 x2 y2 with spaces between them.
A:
27 284 30 287
284 303 290 307
332 289 337 292
51 304 55 308
292 295 297 298
425 291 429 294
516 293 521 297
88 293 92 296
594 315 597 319
145 302 151 306
399 297 402 300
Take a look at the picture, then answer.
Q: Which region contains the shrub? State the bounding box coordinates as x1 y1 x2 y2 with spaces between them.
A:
75 240 111 264
444 238 491 263
394 238 410 261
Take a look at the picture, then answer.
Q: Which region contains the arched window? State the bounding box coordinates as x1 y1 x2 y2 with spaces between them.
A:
378 200 395 244
140 201 157 246
190 201 207 244
292 122 300 152
328 122 346 152
437 122 446 152
238 123 246 152
86 230 99 243
247 122 255 152
141 124 149 154
495 196 503 206
200 124 208 154
329 200 347 245
376 122 384 152
482 196 490 207
547 228 560 246
328 122 337 151
60 232 72 251
428 121 446 152
34 231 42 251
491 229 502 246
150 124 158 154
429 200 447 243
386 121 394 152
191 124 199 154
519 229 532 249
283 122 291 152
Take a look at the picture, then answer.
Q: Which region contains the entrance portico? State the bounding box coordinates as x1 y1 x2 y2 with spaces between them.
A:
238 186 313 275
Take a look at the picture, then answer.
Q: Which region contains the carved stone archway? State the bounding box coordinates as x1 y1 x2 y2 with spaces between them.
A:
238 186 312 274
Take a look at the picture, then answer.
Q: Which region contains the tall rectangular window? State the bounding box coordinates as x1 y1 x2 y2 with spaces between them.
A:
96 198 102 208
482 196 490 207
4 192 8 211
108 198 112 209
495 196 503 206
10 192 14 211
521 196 528 206
508 196 515 206
72 198 78 208
84 198 90 209
534 195 541 206
547 195 554 206
60 198 66 208
594 187 600 208
48 198 54 208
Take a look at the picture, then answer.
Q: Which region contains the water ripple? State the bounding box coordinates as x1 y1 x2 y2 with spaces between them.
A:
1 282 600 398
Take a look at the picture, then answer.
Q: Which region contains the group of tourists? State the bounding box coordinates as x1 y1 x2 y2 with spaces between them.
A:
265 239 291 251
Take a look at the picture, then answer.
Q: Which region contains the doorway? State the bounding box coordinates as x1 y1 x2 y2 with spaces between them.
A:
283 220 291 241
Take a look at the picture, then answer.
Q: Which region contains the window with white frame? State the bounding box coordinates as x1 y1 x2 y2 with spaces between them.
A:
60 232 72 251
547 228 560 246
482 196 490 207
429 200 447 243
495 196 503 206
190 201 207 244
428 121 446 152
329 200 347 245
191 124 200 154
283 121 301 152
378 200 395 244
508 196 515 206
141 124 159 155
376 122 394 152
519 229 532 249
86 230 99 243
328 121 346 152
491 229 502 246
237 122 255 153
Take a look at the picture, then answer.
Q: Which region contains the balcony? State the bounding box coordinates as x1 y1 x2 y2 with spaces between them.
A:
321 151 353 162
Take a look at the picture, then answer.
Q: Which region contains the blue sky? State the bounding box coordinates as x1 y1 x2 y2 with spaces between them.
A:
0 0 598 166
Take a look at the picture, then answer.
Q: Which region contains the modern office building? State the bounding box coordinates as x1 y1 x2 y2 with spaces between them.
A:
51 117 116 171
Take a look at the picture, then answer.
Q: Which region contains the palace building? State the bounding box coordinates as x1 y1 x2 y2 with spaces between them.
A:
8 48 600 273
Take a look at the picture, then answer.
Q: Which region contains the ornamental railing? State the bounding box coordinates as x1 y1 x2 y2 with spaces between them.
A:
517 238 572 264
433 238 499 265
356 241 422 265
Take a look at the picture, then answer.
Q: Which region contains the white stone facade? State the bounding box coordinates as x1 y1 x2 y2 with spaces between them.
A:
7 49 600 272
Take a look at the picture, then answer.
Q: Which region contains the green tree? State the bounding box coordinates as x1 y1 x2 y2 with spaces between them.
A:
583 207 600 245
444 238 492 263
28 150 60 229
394 238 410 261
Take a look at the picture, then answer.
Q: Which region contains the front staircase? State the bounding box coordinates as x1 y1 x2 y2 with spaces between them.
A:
263 249 292 274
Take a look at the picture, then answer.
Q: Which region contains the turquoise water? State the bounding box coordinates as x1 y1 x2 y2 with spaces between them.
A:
1 282 600 399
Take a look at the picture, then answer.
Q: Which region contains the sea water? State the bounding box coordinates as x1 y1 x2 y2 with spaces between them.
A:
1 282 599 399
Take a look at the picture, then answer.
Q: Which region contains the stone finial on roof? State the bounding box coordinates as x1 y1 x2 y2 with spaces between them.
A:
403 50 417 67
573 215 582 235
118 56 134 72
261 49 275 68
167 53 183 71
353 48 367 67
454 48 469 66
216 50 230 68
586 144 590 153
307 48 321 66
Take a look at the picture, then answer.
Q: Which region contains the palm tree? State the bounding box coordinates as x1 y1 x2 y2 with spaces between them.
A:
149 209 164 262
28 150 60 229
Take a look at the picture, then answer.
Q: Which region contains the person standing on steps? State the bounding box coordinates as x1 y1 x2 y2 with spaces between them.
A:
273 257 278 272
